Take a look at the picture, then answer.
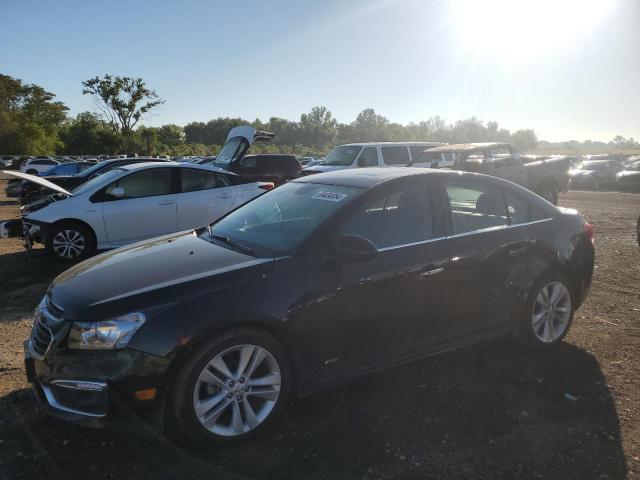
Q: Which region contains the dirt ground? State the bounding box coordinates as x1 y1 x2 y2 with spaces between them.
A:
0 175 638 480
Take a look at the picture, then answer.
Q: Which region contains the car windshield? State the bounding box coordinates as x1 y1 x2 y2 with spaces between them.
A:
318 146 363 166
204 182 362 256
76 161 110 178
71 168 125 195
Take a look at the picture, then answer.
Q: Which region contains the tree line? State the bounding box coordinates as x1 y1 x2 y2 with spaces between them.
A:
0 73 637 157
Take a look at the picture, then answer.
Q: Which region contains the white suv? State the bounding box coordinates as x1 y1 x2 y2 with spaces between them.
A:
302 142 446 175
21 157 59 174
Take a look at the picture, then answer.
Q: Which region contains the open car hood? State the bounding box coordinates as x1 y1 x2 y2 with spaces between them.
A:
2 170 73 196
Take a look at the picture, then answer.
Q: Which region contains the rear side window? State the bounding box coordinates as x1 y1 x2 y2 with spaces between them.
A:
444 181 508 234
237 157 258 170
181 169 218 192
381 146 410 165
504 191 530 225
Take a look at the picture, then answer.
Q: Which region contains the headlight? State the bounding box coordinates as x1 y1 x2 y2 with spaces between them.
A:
67 312 146 350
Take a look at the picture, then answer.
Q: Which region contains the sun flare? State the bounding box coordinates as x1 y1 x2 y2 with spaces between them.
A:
450 0 616 59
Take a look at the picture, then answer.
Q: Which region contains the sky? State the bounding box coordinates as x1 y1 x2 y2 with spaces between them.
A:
1 0 639 142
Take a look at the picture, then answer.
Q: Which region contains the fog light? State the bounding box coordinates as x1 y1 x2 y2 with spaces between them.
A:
134 388 157 401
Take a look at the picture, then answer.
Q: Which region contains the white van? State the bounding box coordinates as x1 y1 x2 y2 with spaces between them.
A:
302 142 447 175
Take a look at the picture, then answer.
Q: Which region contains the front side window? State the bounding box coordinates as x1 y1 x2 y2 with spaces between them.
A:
208 182 362 256
105 169 173 199
444 181 508 234
339 183 433 249
181 169 218 192
357 147 378 167
381 146 410 165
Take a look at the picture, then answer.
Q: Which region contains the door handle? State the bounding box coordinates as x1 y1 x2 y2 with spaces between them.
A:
420 266 444 277
158 200 175 205
508 246 527 257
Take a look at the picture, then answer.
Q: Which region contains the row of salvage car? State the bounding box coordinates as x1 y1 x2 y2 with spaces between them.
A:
1 125 637 263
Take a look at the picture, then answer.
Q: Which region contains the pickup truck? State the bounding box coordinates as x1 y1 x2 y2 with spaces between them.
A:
414 142 570 204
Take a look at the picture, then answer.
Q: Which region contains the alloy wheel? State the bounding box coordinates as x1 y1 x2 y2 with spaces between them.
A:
192 344 281 437
531 281 572 343
52 229 86 259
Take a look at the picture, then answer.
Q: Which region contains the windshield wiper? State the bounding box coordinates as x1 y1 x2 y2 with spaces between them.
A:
210 234 256 256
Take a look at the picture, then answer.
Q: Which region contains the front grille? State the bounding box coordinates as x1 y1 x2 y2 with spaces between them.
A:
29 297 65 360
31 311 53 359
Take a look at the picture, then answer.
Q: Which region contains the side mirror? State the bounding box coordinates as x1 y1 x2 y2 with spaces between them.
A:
334 234 377 261
107 186 125 198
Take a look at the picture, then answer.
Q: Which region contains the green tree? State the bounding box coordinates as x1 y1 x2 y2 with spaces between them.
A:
511 129 538 151
299 106 337 149
81 75 164 135
0 74 67 154
158 124 185 146
137 126 159 155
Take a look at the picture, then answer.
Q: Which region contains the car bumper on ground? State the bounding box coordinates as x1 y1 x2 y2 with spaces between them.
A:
24 339 172 430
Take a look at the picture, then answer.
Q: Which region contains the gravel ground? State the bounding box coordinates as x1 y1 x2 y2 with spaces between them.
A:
0 175 639 480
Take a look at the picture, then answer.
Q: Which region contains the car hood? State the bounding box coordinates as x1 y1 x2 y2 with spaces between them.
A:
47 230 274 321
2 170 73 195
303 164 352 174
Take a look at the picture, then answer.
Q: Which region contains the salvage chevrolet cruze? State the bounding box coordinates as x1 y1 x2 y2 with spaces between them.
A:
25 168 595 443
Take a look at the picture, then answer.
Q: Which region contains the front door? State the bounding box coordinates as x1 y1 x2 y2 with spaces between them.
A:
101 168 177 245
315 178 450 378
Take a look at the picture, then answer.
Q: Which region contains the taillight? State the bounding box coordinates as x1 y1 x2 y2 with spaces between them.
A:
259 183 275 191
583 221 594 244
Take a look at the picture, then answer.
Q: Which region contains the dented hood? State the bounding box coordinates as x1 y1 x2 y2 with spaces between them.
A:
2 170 73 196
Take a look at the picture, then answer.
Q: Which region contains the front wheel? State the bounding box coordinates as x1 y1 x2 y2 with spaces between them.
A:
46 222 96 262
171 328 291 443
517 272 574 348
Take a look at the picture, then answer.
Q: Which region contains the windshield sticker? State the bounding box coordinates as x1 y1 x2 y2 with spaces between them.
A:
311 191 348 202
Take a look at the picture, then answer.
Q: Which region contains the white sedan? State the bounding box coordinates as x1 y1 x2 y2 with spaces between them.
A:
10 162 273 261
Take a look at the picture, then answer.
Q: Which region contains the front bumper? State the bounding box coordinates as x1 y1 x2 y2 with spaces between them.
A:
25 339 172 430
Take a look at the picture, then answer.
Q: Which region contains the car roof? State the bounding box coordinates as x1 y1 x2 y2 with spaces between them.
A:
117 161 237 176
337 142 445 147
424 142 512 153
292 167 448 188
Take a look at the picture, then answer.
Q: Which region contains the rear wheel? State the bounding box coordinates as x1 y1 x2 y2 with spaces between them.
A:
25 169 37 175
171 328 291 444
517 271 574 348
46 222 95 262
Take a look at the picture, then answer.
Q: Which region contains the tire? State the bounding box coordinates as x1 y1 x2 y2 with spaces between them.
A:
516 271 574 349
538 181 558 205
171 327 291 444
45 221 96 263
25 169 38 175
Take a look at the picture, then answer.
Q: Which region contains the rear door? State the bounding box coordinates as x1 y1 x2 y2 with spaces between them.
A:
101 168 177 244
437 178 513 340
177 168 236 229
